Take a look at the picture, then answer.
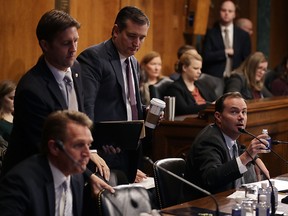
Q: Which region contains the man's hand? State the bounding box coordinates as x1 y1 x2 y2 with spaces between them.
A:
90 174 115 196
254 158 270 181
90 152 110 181
134 169 147 183
102 145 121 155
240 133 270 165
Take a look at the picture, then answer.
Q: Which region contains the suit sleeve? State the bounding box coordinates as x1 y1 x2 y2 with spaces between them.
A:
191 138 241 191
78 50 103 120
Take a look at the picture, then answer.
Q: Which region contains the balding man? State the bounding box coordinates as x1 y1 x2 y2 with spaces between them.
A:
236 18 253 36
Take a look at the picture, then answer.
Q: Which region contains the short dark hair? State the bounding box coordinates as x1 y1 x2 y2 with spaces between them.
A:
113 6 150 34
41 110 93 154
36 9 80 43
215 92 245 113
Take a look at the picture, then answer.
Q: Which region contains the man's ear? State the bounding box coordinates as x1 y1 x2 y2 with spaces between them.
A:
39 40 49 52
214 111 221 124
112 24 119 37
48 140 60 156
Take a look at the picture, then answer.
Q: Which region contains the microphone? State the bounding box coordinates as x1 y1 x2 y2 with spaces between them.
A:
143 156 220 216
272 140 288 145
238 128 288 164
55 140 92 178
237 128 277 215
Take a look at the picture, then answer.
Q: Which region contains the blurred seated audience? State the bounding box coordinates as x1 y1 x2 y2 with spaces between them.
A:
235 18 253 36
170 45 198 81
0 80 16 172
225 52 273 99
165 51 216 116
0 80 16 143
270 55 288 96
140 51 171 105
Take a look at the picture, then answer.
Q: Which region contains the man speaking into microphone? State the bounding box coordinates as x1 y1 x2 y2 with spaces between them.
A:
185 92 270 198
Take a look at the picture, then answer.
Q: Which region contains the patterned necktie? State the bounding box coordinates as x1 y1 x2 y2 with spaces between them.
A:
223 28 232 77
125 58 138 120
63 74 78 111
59 180 72 216
233 142 242 188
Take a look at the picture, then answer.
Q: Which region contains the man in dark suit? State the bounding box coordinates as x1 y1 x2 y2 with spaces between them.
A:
0 110 108 215
77 6 150 183
185 92 270 198
2 10 113 193
202 0 251 78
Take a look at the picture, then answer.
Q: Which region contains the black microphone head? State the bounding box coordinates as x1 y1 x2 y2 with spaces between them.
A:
238 128 246 133
55 140 64 150
143 156 154 165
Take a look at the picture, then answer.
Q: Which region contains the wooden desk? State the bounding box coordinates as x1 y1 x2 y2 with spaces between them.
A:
152 97 288 177
161 189 235 215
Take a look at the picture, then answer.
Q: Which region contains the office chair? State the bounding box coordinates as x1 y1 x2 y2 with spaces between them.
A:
198 73 224 98
149 77 174 100
153 158 187 209
97 185 152 216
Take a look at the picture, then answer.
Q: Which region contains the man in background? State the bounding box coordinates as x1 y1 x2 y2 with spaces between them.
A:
235 18 253 36
2 9 112 193
78 6 149 183
201 0 251 78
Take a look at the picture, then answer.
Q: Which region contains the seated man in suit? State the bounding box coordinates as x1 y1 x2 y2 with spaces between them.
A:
185 92 269 198
0 110 114 215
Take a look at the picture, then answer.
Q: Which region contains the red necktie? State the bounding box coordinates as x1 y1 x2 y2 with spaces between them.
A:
125 58 138 120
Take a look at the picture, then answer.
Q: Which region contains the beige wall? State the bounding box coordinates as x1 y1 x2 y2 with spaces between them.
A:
0 0 287 82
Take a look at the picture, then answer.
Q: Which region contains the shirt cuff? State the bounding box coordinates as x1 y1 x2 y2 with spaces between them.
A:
236 157 247 174
90 149 97 154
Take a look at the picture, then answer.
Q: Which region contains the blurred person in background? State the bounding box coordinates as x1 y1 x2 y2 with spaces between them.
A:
225 51 273 99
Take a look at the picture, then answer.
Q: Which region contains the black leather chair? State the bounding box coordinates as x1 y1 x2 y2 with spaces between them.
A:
153 158 187 209
198 73 224 98
97 185 152 216
149 77 174 100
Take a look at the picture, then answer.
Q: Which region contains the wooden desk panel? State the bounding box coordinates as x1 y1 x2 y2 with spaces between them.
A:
152 97 288 177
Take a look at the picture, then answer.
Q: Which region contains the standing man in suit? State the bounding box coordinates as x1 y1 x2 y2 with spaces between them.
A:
0 110 109 215
202 0 251 78
77 6 149 183
2 10 113 193
185 92 270 198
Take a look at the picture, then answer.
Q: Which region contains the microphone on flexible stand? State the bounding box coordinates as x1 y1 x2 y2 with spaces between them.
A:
55 140 92 178
237 128 277 215
272 140 288 145
143 156 220 216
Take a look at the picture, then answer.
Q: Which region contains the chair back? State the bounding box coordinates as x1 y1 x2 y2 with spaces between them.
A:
153 158 186 209
98 185 152 216
198 73 224 98
149 77 174 100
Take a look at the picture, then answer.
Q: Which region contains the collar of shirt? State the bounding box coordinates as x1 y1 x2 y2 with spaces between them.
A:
48 160 71 189
222 132 236 156
45 58 71 84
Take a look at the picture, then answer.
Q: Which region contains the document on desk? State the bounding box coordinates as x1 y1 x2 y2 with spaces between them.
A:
132 177 155 189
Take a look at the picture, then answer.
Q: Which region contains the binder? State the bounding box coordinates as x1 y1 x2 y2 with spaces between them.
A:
92 120 145 150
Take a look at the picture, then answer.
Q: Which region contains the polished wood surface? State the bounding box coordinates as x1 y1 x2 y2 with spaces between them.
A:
161 189 236 215
152 97 288 178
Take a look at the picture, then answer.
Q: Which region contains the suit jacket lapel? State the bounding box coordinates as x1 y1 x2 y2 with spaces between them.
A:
39 57 68 109
106 39 127 105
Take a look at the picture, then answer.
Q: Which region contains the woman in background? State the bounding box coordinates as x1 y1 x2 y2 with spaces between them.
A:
0 80 16 142
140 51 171 105
225 52 272 99
270 55 288 96
165 52 216 116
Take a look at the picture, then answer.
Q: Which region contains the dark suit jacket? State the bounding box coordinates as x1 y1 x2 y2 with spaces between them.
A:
202 24 251 78
0 155 84 216
77 39 144 182
224 73 273 99
2 56 84 174
165 76 217 115
185 124 247 197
